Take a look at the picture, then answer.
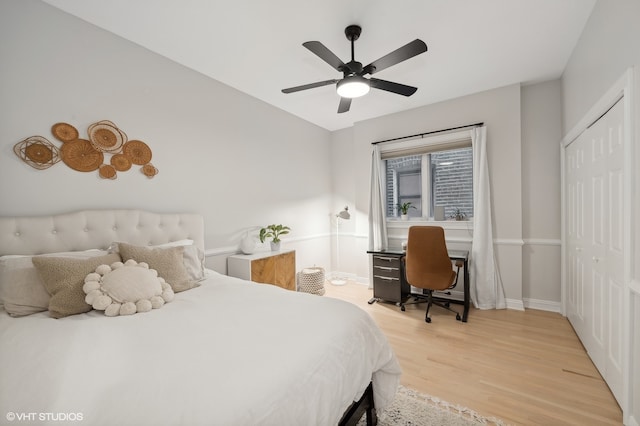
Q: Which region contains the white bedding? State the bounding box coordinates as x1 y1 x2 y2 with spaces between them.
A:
0 271 401 426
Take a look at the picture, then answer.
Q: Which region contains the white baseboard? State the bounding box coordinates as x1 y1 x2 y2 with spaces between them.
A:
523 297 562 313
327 271 357 280
506 298 525 311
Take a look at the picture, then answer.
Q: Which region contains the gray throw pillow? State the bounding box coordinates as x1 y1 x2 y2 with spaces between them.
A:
33 253 121 318
117 242 198 293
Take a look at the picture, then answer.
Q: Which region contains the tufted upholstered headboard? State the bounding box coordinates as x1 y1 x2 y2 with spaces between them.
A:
0 210 205 256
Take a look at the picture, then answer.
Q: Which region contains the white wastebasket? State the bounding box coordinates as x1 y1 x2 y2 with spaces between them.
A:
297 267 326 296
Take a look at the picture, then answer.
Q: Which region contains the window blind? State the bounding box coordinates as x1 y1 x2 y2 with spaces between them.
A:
379 130 472 159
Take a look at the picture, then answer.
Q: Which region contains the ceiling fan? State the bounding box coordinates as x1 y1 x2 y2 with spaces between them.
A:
282 25 427 113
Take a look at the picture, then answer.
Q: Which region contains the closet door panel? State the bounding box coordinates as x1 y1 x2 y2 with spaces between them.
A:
607 275 624 400
603 100 625 402
589 267 606 369
589 123 607 371
566 141 586 336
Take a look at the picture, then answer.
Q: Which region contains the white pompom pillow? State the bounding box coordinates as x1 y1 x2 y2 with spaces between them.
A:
84 259 175 317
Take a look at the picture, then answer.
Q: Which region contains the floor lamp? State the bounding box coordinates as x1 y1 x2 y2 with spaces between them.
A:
331 206 350 285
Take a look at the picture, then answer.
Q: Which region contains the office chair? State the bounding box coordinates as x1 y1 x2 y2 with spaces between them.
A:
402 226 463 323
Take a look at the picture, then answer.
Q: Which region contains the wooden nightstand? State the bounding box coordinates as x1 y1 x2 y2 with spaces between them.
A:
227 250 296 291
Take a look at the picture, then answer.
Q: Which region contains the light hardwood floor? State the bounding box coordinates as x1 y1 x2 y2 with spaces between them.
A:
323 281 622 426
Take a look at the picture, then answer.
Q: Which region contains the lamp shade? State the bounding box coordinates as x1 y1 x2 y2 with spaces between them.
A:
337 206 350 220
336 76 370 98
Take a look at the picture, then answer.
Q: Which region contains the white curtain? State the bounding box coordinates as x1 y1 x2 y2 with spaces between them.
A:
368 145 388 251
470 127 506 309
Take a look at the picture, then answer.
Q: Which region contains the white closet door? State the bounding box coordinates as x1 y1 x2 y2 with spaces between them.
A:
565 98 624 404
566 132 588 341
601 99 624 401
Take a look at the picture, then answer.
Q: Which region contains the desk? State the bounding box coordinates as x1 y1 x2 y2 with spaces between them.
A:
367 249 470 322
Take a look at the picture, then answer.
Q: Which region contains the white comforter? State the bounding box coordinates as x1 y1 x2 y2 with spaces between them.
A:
0 272 401 426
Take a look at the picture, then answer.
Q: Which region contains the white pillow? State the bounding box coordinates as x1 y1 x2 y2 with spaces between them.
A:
155 239 194 247
155 240 206 281
0 249 108 317
110 240 205 282
84 259 174 317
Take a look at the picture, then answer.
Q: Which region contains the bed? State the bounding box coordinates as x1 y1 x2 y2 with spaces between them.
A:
0 210 401 426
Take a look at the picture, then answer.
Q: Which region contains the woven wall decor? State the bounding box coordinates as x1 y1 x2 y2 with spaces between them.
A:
51 123 79 143
60 139 104 172
88 120 127 154
14 119 159 180
123 140 152 165
141 163 158 178
99 164 117 180
110 154 131 172
13 136 61 170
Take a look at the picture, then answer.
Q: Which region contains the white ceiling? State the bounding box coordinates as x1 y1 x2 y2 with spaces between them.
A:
43 0 595 131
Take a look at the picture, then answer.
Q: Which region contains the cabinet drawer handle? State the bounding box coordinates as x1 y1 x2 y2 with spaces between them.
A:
374 275 399 281
376 256 398 262
374 266 398 271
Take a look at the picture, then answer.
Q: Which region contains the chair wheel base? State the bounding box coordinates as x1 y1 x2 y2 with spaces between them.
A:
425 317 432 323
400 305 406 312
456 314 461 321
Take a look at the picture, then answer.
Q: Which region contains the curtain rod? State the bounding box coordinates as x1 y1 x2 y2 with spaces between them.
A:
371 122 484 145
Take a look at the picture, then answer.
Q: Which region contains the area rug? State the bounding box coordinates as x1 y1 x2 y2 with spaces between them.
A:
358 385 505 426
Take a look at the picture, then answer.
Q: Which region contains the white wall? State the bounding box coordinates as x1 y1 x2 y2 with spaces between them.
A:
329 127 360 280
520 79 563 309
0 0 333 273
562 0 640 134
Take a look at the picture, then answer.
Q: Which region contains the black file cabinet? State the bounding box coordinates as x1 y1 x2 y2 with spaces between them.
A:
368 251 410 304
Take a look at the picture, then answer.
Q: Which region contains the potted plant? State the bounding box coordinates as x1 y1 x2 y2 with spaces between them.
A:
449 208 467 221
259 224 291 251
398 202 416 220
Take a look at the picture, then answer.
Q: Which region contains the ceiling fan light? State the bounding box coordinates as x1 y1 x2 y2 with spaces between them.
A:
336 76 370 98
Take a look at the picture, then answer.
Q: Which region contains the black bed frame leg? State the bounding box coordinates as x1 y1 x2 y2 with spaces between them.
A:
338 382 377 426
366 404 377 426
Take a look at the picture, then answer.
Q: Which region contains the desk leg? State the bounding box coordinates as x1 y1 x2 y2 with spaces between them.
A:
462 259 470 322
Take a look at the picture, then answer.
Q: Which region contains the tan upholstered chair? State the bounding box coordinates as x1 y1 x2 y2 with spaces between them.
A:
402 226 462 323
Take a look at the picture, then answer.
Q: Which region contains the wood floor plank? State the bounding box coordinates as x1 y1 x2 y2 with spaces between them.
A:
323 282 623 425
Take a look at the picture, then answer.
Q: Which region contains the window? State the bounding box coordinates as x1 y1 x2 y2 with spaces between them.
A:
382 136 473 220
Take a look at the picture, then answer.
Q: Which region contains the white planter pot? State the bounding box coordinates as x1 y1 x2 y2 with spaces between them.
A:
270 241 281 251
400 214 409 221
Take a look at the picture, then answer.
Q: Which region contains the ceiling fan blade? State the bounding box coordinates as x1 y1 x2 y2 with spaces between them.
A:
337 97 351 113
303 41 346 72
364 39 427 75
370 78 418 96
282 79 339 94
